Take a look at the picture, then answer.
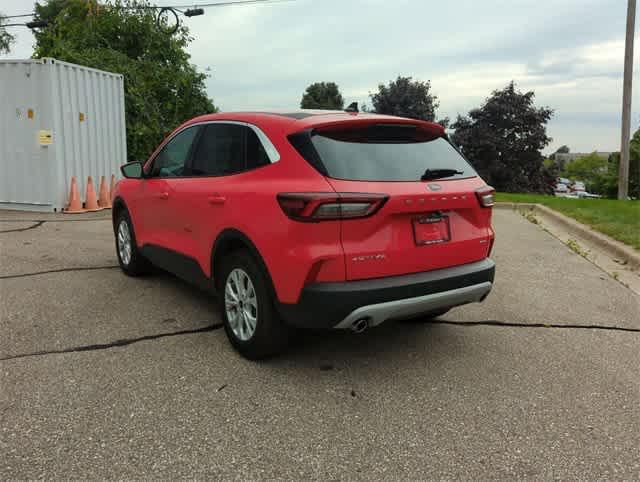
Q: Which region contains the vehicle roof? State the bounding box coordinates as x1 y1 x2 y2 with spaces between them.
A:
184 110 445 135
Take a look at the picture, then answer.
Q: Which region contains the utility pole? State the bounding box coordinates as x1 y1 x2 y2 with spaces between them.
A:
618 0 636 200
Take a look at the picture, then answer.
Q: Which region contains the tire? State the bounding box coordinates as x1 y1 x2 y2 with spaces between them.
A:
218 250 290 359
114 210 151 276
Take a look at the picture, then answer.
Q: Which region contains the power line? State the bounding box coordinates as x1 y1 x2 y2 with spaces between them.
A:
125 0 294 8
1 0 295 20
3 20 48 29
2 13 36 19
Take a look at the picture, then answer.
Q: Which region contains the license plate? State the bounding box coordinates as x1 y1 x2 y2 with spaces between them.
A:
412 213 450 246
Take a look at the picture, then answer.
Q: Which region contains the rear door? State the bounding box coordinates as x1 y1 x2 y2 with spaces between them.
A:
301 123 493 281
171 122 273 276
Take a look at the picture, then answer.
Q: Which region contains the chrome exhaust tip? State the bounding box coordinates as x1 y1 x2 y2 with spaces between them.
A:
351 318 369 334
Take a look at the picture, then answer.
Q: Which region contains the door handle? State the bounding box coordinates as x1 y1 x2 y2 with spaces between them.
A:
207 195 226 205
158 192 169 200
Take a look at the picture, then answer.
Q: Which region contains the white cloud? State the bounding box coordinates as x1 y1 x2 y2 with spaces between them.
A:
1 0 638 152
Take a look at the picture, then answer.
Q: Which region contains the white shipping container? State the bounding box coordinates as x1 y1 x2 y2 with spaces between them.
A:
0 57 126 211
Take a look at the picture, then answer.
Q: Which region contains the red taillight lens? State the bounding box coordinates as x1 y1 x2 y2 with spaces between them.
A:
277 197 308 217
277 193 388 221
475 186 495 208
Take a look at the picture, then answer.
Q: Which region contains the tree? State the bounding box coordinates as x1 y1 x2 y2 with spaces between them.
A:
300 82 344 110
451 82 554 192
0 13 15 54
369 76 443 123
549 144 569 163
33 0 216 162
591 128 640 198
563 152 608 191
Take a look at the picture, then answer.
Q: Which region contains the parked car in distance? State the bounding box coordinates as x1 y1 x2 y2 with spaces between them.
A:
112 110 496 359
575 191 601 199
554 182 569 193
570 181 586 192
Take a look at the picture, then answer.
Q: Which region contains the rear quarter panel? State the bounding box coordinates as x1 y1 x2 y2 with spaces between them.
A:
207 138 347 304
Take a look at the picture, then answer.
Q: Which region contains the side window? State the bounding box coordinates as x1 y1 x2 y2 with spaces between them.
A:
245 128 271 170
152 126 200 178
190 124 245 176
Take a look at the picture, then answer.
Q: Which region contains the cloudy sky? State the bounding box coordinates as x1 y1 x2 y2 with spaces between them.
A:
2 0 638 154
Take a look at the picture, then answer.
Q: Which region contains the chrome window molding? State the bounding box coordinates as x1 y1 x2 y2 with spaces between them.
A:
160 120 280 164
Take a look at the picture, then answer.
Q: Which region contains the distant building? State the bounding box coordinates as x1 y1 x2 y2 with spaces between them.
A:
554 151 613 163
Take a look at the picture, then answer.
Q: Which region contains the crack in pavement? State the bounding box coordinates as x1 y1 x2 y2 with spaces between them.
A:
0 217 109 234
430 319 640 333
0 221 45 234
0 266 119 280
1 319 637 362
0 323 224 361
0 218 110 223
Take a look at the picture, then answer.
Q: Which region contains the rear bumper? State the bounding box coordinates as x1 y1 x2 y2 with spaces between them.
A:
276 258 495 329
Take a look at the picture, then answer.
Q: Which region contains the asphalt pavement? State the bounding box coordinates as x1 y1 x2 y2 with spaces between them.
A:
1 209 639 479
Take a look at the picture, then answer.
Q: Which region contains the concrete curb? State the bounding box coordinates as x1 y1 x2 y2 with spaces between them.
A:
495 202 640 270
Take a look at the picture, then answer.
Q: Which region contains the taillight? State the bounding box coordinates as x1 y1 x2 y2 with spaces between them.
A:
475 186 495 208
277 193 388 221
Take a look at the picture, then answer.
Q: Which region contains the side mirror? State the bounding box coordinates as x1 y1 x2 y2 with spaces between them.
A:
121 161 143 179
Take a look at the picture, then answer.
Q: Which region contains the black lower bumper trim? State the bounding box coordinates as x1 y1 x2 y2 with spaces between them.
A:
276 258 495 329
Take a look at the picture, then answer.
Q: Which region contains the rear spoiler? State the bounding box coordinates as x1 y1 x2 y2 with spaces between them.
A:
310 119 445 143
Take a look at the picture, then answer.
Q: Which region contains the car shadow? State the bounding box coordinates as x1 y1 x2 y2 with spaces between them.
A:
144 269 494 371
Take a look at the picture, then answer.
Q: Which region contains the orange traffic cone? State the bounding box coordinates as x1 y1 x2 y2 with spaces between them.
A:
84 176 102 211
109 174 117 203
64 176 86 214
98 175 112 209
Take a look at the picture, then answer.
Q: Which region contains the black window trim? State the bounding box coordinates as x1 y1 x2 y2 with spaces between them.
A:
145 120 280 180
146 124 202 179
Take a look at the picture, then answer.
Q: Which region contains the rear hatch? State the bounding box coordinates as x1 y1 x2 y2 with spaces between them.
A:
289 119 494 281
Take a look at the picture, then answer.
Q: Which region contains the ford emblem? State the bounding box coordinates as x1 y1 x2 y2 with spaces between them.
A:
428 184 442 191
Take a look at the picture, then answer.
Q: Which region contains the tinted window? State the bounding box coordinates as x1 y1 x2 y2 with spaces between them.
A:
152 126 199 177
306 128 475 182
245 128 271 170
190 124 245 176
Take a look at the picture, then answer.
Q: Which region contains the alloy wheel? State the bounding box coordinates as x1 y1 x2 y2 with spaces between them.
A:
117 220 132 266
225 268 258 341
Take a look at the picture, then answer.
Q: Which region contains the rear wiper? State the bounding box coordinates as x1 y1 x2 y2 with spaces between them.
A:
420 168 463 181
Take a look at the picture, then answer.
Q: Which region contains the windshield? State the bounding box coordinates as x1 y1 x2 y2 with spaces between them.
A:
308 131 476 182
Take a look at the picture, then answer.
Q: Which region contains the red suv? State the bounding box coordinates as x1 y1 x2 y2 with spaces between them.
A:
113 110 495 359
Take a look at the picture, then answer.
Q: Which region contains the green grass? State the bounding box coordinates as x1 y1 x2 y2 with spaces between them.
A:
495 193 640 250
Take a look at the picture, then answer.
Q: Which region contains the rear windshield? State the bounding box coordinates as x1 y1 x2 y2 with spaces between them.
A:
302 126 475 182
